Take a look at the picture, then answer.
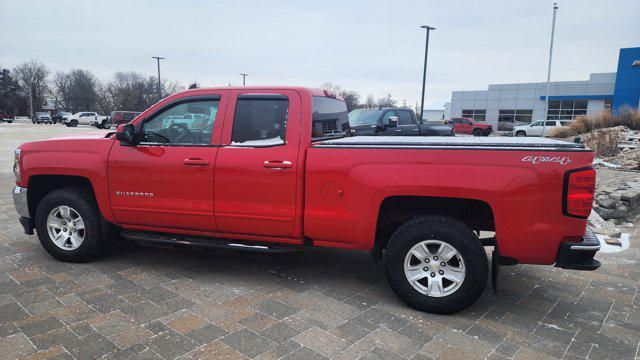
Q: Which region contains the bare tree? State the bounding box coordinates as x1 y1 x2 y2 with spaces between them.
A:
365 94 377 108
53 69 99 113
13 60 50 113
104 71 183 112
320 82 342 95
0 68 22 114
377 95 397 108
339 90 361 112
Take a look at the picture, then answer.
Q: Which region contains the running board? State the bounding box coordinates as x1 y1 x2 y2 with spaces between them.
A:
120 230 304 254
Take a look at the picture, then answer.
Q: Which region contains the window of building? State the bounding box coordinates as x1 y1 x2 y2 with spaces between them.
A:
231 95 289 146
498 109 532 131
546 100 588 120
461 109 486 122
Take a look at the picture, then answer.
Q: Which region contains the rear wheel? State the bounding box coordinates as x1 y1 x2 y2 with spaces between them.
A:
385 216 488 314
473 128 483 136
515 130 526 137
35 187 106 262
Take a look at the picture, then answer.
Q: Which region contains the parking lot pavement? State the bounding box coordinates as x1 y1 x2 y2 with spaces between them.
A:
1 123 639 359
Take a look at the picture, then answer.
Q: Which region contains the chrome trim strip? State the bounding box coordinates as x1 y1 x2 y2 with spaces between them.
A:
13 186 29 218
570 244 601 251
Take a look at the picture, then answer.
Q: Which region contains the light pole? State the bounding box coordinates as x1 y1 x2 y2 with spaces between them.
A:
152 56 165 99
541 3 558 138
28 76 35 122
240 73 248 86
419 25 435 122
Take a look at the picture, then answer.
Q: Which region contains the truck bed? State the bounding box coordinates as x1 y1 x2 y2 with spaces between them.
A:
315 136 588 151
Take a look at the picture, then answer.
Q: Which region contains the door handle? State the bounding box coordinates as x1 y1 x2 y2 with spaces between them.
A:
184 158 210 166
396 129 402 132
263 160 292 169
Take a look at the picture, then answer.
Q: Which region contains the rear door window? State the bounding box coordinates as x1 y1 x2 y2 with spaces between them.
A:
231 95 289 146
397 111 414 125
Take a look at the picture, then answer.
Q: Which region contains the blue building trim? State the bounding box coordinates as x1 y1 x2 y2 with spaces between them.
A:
612 47 640 111
539 95 613 101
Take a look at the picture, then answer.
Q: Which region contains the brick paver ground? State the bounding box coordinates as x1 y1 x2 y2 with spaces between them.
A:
1 124 639 359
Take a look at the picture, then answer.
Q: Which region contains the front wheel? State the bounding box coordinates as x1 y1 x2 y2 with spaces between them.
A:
35 187 106 262
515 130 526 137
472 128 483 136
70 120 78 127
385 216 488 314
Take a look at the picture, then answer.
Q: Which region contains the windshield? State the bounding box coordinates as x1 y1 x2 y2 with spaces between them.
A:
348 109 383 126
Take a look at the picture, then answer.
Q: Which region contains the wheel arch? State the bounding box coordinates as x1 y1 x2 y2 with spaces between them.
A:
28 175 97 221
373 195 495 261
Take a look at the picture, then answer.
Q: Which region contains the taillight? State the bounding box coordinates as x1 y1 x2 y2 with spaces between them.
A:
563 167 595 218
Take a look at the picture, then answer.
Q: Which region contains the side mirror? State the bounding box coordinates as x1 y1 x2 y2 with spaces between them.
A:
116 124 137 145
388 116 399 127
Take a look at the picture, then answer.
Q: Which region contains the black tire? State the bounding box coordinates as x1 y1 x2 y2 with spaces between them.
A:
515 130 526 137
472 128 483 137
70 120 78 127
385 215 488 314
35 187 106 262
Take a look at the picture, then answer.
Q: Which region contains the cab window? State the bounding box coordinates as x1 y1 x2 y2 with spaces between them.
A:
231 95 289 147
397 110 414 125
141 99 219 145
382 111 397 124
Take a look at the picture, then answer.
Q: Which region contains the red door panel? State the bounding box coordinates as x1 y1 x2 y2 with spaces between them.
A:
107 91 228 232
214 90 301 237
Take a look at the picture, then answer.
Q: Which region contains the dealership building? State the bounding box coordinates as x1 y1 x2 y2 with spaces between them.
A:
448 47 640 131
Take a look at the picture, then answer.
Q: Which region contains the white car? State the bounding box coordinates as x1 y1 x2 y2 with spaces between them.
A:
62 112 109 127
514 120 571 137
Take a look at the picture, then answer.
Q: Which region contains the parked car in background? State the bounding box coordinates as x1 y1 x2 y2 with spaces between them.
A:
33 112 52 124
423 119 455 136
450 117 492 136
109 111 141 127
12 86 600 314
349 108 453 136
62 112 108 127
52 111 72 124
89 115 113 129
514 120 572 137
0 113 15 123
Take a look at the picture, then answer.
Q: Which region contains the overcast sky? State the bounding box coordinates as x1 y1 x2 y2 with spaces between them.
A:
1 0 638 109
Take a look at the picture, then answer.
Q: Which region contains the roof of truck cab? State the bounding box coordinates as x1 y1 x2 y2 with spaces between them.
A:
314 136 589 151
175 86 330 97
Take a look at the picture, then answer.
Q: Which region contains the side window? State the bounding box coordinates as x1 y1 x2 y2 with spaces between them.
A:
545 121 556 126
531 121 542 126
463 119 473 125
397 111 414 125
311 96 348 140
142 99 219 145
231 95 289 146
382 111 397 124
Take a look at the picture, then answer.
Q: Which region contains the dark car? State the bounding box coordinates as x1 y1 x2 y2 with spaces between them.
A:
0 113 14 123
52 111 72 124
423 119 455 136
109 111 142 127
348 108 453 136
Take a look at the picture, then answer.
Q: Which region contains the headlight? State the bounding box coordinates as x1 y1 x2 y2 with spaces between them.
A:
13 148 20 182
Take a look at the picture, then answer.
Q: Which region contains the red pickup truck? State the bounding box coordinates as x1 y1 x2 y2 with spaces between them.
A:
12 87 599 314
451 117 493 136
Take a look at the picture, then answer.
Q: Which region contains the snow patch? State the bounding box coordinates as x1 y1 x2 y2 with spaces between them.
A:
596 232 630 253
